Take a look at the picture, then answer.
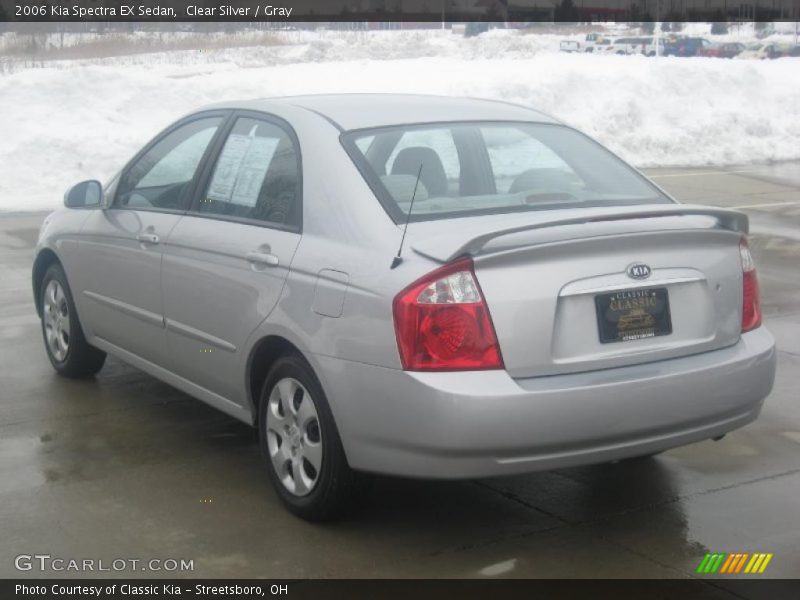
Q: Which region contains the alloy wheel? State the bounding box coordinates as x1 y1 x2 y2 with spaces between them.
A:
265 377 323 496
43 280 70 362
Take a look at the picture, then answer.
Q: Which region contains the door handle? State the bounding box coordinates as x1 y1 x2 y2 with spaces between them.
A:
246 251 279 267
137 233 160 244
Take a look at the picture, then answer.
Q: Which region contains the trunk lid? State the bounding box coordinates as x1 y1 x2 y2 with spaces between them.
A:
408 205 747 378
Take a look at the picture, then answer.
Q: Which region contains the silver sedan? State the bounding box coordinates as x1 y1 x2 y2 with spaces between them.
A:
32 94 776 521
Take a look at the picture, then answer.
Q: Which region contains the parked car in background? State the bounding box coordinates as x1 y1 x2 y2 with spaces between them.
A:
789 45 800 57
661 33 681 52
736 42 792 60
640 37 667 56
587 37 613 54
737 43 769 60
582 32 609 52
33 94 776 521
606 37 648 55
697 42 746 59
603 37 665 56
559 39 580 53
559 32 609 53
764 43 792 59
664 37 713 57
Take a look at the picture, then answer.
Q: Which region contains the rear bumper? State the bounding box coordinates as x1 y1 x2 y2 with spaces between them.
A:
316 327 776 479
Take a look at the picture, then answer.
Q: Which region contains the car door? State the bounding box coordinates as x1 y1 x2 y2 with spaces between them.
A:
74 113 227 366
161 112 302 406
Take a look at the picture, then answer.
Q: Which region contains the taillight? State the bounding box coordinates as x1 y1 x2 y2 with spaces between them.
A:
392 257 503 371
740 237 762 332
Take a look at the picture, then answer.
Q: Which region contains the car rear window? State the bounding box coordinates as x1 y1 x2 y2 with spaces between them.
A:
341 122 672 223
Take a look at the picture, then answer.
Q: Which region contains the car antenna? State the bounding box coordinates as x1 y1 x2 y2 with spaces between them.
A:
390 162 423 269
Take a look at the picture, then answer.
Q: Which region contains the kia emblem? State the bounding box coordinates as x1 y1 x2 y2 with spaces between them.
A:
627 263 651 280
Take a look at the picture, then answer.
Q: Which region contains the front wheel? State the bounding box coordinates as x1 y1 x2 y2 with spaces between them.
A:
258 354 370 521
40 264 106 378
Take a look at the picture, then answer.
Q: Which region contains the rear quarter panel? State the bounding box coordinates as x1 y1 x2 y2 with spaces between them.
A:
239 107 428 414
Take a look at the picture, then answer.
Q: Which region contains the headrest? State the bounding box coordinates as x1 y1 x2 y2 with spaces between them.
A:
390 146 448 197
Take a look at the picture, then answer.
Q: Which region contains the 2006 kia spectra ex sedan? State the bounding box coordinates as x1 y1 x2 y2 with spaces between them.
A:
33 94 776 521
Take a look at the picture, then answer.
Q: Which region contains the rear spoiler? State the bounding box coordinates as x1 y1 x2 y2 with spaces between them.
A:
411 205 748 263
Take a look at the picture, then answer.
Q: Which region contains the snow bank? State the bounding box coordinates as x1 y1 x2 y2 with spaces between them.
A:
1 30 798 210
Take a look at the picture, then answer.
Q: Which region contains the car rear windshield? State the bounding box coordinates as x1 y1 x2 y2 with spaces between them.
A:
341 122 672 223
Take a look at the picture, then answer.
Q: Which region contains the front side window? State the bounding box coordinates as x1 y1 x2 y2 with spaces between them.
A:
197 117 300 229
343 122 671 223
116 117 222 210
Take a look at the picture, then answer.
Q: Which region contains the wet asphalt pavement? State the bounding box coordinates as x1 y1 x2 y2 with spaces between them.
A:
0 163 798 584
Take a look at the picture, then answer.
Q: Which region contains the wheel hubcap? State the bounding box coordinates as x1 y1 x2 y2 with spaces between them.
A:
43 280 70 362
265 377 322 497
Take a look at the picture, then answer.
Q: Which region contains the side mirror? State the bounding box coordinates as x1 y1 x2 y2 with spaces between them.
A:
64 180 103 209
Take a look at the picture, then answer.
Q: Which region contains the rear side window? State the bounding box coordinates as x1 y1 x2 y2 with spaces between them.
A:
197 117 300 229
342 122 671 223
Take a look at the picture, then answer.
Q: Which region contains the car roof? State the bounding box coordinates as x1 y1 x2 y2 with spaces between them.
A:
200 93 559 131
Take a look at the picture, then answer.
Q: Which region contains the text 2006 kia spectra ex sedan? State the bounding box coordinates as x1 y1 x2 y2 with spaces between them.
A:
33 94 776 520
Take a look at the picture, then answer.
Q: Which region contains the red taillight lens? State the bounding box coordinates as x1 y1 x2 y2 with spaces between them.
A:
393 257 503 371
740 237 762 332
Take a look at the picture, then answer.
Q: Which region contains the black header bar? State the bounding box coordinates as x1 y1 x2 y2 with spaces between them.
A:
3 1 798 23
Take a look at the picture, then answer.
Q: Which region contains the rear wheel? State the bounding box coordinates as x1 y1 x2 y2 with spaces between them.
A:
258 354 370 521
40 264 106 378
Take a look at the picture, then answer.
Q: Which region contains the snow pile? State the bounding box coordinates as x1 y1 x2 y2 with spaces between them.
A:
1 30 798 211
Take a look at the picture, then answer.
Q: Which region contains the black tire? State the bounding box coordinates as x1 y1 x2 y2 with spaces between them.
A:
39 264 106 378
620 451 663 462
258 353 370 522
